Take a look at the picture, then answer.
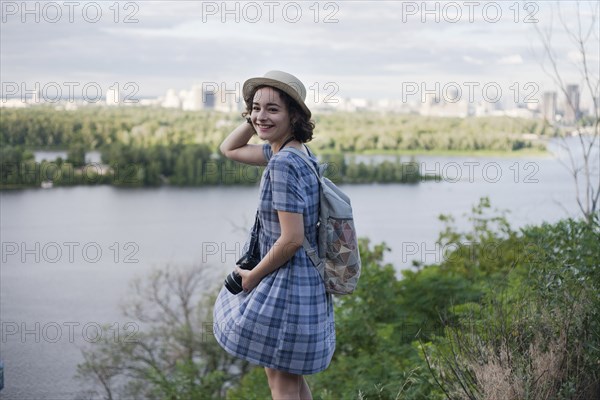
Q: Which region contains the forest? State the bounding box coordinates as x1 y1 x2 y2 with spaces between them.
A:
0 106 554 188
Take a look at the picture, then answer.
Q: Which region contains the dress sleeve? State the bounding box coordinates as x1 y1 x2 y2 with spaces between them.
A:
262 143 273 162
270 155 306 214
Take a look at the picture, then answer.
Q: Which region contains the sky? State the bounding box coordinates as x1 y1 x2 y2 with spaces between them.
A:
1 1 599 108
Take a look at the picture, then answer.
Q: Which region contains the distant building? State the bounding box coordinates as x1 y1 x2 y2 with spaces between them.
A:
323 97 367 112
200 89 214 110
162 89 181 108
27 88 40 105
542 91 557 122
373 98 413 114
421 93 469 118
563 84 580 123
0 98 28 108
160 84 245 111
214 87 243 113
106 87 120 106
182 85 203 111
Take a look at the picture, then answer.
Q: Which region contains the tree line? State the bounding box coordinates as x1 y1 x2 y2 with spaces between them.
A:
1 106 555 152
1 106 554 188
1 143 436 188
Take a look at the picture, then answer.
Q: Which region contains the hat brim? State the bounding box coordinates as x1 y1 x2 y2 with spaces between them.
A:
243 77 312 119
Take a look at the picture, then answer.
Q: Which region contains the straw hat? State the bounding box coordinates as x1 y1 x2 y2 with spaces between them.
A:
242 70 311 118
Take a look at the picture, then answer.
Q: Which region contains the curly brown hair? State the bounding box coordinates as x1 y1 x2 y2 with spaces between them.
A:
242 85 315 143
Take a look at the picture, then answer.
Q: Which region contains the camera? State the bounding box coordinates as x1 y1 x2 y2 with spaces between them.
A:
224 249 261 295
224 212 261 295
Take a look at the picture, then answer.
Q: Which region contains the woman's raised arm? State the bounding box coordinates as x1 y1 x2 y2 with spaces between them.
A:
219 122 268 166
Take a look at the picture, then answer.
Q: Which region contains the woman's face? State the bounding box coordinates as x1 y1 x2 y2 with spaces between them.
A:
250 87 292 143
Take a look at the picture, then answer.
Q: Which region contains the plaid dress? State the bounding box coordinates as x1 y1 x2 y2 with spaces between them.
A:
212 144 336 375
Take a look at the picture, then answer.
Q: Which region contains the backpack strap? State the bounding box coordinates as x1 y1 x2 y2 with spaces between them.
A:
280 147 323 270
281 146 320 181
303 237 322 270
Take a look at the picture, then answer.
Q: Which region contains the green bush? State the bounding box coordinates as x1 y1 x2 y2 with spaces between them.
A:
423 214 600 399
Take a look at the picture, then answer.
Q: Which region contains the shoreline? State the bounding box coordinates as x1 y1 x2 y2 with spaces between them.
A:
319 148 552 159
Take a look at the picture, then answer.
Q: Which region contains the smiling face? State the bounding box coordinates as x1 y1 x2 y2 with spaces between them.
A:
250 86 293 144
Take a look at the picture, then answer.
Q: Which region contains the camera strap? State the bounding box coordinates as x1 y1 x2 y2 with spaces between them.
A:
248 211 261 252
278 136 296 152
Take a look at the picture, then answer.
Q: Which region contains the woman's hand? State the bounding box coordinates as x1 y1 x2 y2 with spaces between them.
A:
236 267 261 293
219 122 267 166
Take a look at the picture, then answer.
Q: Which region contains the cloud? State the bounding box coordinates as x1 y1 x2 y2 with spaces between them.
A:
498 54 524 65
462 56 484 65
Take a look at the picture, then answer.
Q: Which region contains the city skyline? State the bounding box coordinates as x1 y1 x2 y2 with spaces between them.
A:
142 81 595 121
2 70 596 124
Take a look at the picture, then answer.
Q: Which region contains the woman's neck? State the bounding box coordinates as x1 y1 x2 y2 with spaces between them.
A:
271 135 297 154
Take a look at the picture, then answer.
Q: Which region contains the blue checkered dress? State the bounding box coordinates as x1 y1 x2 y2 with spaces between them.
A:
213 144 335 375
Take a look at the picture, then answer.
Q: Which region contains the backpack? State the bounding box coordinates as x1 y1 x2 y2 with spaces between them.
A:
282 147 361 295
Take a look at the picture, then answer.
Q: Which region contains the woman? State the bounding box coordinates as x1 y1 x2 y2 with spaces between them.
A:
213 71 335 399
